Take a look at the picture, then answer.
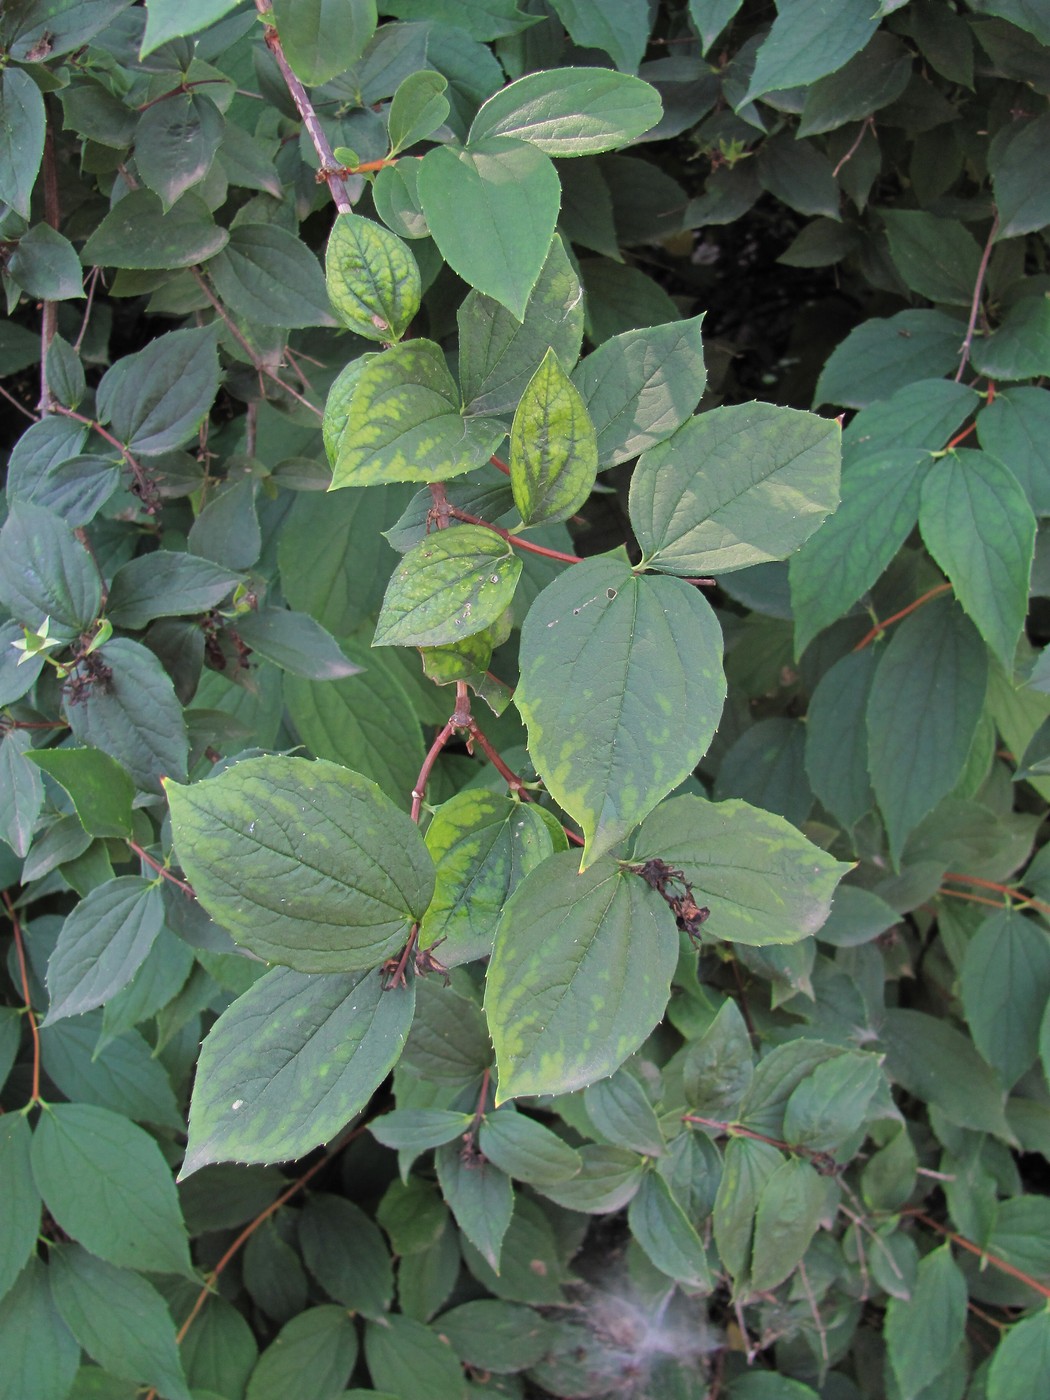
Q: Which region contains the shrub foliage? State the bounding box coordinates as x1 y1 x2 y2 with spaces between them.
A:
2 1 1050 1397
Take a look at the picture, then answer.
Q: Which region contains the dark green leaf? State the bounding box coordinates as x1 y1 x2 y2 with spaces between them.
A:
882 210 982 306
371 1109 474 1154
991 111 1050 239
988 1310 1050 1400
0 499 102 636
417 139 560 320
106 551 239 630
628 1171 712 1288
8 224 84 300
436 1140 513 1273
712 1136 783 1285
743 0 879 103
183 966 414 1174
584 1069 665 1157
246 1306 359 1400
548 0 650 73
81 190 228 270
510 348 597 526
479 1109 582 1186
364 1313 466 1400
374 525 521 648
140 0 242 54
96 326 220 456
749 1159 826 1292
866 597 989 862
537 1143 645 1213
485 852 679 1100
325 213 420 342
299 1194 393 1319
631 794 850 946
0 730 44 858
804 648 877 829
0 1117 40 1304
884 1244 967 1398
757 136 840 221
330 340 502 487
135 91 224 210
0 67 45 220
469 68 662 154
688 0 743 52
977 387 1050 515
783 1051 884 1152
49 1248 191 1400
880 1009 1012 1139
961 908 1050 1086
435 1300 549 1373
682 999 755 1116
797 32 913 136
30 1103 192 1275
181 1295 258 1400
66 638 189 793
271 0 376 86
631 403 841 575
0 1259 79 1400
233 608 358 680
815 311 966 410
167 755 433 971
40 1018 182 1130
209 224 336 329
44 877 164 1023
971 295 1050 381
516 559 726 866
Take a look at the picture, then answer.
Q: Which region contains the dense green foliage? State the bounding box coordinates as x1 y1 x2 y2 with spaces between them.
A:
2 0 1050 1396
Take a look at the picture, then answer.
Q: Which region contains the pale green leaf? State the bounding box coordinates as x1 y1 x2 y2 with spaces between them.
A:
469 68 662 154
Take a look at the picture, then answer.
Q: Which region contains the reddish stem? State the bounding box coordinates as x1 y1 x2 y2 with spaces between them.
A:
490 454 511 477
52 405 156 510
137 78 230 113
945 421 976 450
853 582 952 652
2 890 40 1103
128 840 195 898
910 1213 1050 1300
955 214 1000 383
941 872 1050 918
448 507 582 564
411 722 455 824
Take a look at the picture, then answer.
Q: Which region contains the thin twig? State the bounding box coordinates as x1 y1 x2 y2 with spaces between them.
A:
910 1212 1050 1300
852 582 952 652
136 77 230 114
2 889 41 1104
74 266 101 354
448 507 583 564
955 213 1000 382
832 117 873 179
52 405 158 512
411 722 455 824
128 840 195 899
0 382 39 423
255 0 353 213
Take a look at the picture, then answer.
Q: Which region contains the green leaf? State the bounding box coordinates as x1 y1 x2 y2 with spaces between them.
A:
182 1295 258 1399
866 597 989 862
402 977 492 1087
233 608 358 681
373 159 429 239
682 999 755 1116
81 189 228 269
96 326 220 456
815 310 966 410
44 877 164 1023
419 791 560 967
271 0 377 86
140 0 241 54
843 379 978 454
285 641 424 807
516 559 726 866
789 448 932 655
510 348 597 526
749 1158 826 1292
435 1300 549 1374
41 1017 182 1130
571 315 707 467
884 1245 967 1399
919 450 1035 669
364 1314 467 1400
631 403 841 575
459 233 584 417
435 1140 513 1272
209 224 336 329
803 649 878 829
689 0 743 52
65 638 190 794
330 340 502 487
880 1009 1012 1139
797 31 913 136
990 111 1050 240
417 139 560 320
0 730 44 858
371 1109 474 1155
246 1306 359 1400
299 1194 393 1319
374 524 521 648
31 1103 192 1276
548 0 650 73
8 224 84 300
0 1117 40 1304
184 965 413 1174
537 1143 645 1214
631 794 850 947
388 71 450 156
167 755 434 972
712 1136 783 1285
479 1109 582 1186
977 387 1050 515
961 908 1050 1086
584 1069 665 1157
469 68 662 154
783 1051 884 1153
0 1259 79 1400
485 851 679 1101
743 0 879 104
881 210 983 306
628 1172 712 1289
971 294 1050 381
135 91 223 211
0 67 45 220
106 552 239 630
26 748 132 839
325 213 420 343
757 136 840 221
0 499 102 636
988 1311 1050 1400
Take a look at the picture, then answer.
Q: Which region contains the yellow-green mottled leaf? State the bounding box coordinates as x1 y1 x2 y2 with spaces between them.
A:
515 559 726 868
182 967 414 1175
166 756 434 973
419 791 562 967
329 340 503 487
374 524 522 647
325 213 420 342
630 403 841 576
630 795 851 946
510 349 597 527
485 852 679 1101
